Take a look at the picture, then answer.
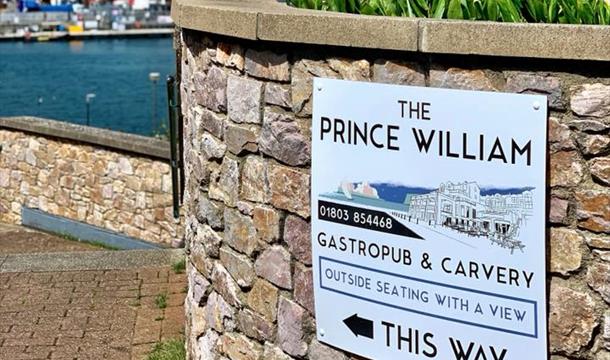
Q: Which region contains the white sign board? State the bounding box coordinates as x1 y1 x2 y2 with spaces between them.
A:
311 78 547 360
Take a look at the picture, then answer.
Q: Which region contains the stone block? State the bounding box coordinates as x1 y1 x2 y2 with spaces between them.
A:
224 207 258 256
294 263 314 315
505 72 563 109
265 83 291 109
211 261 242 308
247 279 278 322
195 224 222 258
269 164 310 218
195 66 227 112
591 157 610 186
577 134 610 156
429 68 497 91
259 108 310 166
224 123 259 155
571 83 610 118
601 311 610 350
201 133 226 160
587 262 610 304
569 119 609 133
240 156 269 204
549 283 597 354
328 58 370 81
278 297 308 357
228 75 263 124
372 59 425 86
575 190 610 233
308 339 347 360
220 246 255 288
196 330 220 360
263 342 292 360
196 106 225 139
236 309 275 341
245 49 290 82
196 193 224 230
255 245 292 289
205 291 234 332
209 156 240 207
291 59 337 117
252 206 280 243
586 234 610 250
218 332 262 360
215 42 245 70
549 197 569 225
548 117 574 151
549 228 583 275
284 215 312 265
550 150 583 187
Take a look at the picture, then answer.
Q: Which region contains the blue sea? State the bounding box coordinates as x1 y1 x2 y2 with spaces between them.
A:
0 37 175 136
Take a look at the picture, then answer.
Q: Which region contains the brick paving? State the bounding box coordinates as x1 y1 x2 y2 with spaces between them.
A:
0 267 186 360
0 224 186 360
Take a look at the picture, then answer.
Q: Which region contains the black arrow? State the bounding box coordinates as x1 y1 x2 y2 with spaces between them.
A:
343 313 374 339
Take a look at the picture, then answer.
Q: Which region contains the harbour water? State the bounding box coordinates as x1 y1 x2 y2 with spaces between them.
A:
0 37 175 135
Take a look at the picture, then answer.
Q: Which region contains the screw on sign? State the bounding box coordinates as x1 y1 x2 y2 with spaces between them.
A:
311 78 547 359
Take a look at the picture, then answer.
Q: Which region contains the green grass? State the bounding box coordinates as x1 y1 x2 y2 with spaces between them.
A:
287 0 610 24
146 338 185 360
155 293 168 309
55 232 121 250
171 259 186 274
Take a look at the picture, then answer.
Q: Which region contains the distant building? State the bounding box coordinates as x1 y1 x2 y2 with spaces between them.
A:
406 181 533 240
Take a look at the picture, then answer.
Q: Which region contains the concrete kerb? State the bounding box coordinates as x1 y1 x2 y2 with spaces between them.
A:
0 116 171 160
0 248 185 273
172 0 610 61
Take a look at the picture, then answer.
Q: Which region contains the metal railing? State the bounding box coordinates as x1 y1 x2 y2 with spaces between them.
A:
166 75 184 219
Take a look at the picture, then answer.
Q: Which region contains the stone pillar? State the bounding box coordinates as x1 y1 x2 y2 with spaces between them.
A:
179 29 610 359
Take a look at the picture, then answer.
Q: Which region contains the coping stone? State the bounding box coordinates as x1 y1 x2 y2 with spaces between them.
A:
174 0 259 40
257 10 419 51
0 116 170 160
419 19 610 61
172 0 610 61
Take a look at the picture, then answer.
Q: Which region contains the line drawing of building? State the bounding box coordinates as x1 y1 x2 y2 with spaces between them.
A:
401 181 533 253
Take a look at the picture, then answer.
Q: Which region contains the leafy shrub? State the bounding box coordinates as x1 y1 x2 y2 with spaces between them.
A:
287 0 610 24
147 338 185 360
155 293 168 309
172 258 186 274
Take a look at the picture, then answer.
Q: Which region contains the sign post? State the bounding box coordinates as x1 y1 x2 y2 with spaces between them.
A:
311 78 548 359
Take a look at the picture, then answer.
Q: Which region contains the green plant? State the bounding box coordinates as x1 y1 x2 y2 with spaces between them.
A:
146 338 186 360
55 232 120 250
155 293 168 309
287 0 610 24
172 259 186 274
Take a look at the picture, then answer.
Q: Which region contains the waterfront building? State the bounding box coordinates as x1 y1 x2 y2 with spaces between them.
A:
406 181 533 240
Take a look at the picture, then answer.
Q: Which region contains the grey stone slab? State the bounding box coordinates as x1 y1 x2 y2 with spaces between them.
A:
176 0 259 40
21 207 161 250
0 249 184 273
0 116 170 160
419 19 610 61
257 10 419 51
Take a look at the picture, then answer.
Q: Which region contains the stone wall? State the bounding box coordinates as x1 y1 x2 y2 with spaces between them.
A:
179 29 610 360
0 118 183 247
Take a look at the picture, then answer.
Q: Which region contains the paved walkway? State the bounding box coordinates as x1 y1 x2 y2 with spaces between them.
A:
0 225 186 360
0 225 100 254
